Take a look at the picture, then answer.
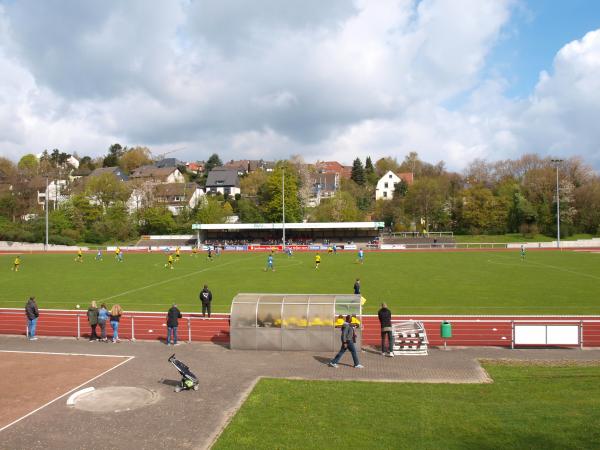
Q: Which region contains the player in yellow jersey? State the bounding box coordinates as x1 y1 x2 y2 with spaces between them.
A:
315 252 321 269
175 246 181 262
75 248 83 263
165 253 174 269
191 246 198 257
12 255 21 272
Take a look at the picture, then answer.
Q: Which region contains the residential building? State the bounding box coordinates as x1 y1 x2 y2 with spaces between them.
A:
316 161 353 179
308 171 339 206
205 168 241 197
88 166 129 182
130 165 184 183
154 158 183 168
154 182 205 216
375 171 414 200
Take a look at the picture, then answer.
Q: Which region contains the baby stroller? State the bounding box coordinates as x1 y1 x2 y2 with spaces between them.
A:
168 354 199 392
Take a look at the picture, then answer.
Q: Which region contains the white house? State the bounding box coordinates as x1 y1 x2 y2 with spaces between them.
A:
127 182 205 215
205 168 241 197
130 166 185 184
375 171 414 200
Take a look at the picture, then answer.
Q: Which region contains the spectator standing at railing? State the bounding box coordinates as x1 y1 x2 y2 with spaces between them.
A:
199 285 213 318
98 303 109 342
25 296 39 340
166 303 182 346
110 304 123 343
378 303 394 357
87 301 99 341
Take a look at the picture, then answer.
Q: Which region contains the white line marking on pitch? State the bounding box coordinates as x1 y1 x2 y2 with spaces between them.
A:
0 354 134 433
487 255 600 281
66 387 95 406
98 258 244 302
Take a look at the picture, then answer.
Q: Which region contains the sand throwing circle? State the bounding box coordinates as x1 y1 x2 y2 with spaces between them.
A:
73 386 159 413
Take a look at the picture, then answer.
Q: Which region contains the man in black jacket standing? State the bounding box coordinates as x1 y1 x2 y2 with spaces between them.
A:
166 303 182 345
353 278 361 295
25 296 39 340
378 303 394 357
199 284 213 318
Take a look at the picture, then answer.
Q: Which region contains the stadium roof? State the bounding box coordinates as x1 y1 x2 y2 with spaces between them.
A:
192 222 384 230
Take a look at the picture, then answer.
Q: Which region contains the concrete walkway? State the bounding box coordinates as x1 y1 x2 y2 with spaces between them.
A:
1 335 599 450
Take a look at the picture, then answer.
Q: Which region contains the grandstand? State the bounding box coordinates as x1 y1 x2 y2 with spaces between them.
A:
135 235 197 248
380 231 456 249
191 222 384 246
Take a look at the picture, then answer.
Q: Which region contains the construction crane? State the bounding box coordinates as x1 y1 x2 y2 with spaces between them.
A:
152 147 186 162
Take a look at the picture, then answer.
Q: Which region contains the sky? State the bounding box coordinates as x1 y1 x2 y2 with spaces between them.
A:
0 0 599 171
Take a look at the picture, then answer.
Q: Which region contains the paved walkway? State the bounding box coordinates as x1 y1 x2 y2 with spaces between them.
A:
1 335 599 449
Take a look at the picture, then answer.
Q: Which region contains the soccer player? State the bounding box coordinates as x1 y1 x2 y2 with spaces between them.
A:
95 249 103 261
175 246 181 263
315 252 321 269
75 248 83 263
357 249 364 265
327 246 333 255
333 244 337 255
12 255 21 272
207 246 213 262
115 247 121 261
265 254 275 271
286 247 293 258
520 244 526 260
192 246 198 257
165 253 174 270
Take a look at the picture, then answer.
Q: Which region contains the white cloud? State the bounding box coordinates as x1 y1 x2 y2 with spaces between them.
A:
0 0 598 171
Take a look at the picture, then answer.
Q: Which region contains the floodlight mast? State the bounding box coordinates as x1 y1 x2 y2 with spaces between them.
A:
44 175 49 251
282 169 286 251
551 159 563 249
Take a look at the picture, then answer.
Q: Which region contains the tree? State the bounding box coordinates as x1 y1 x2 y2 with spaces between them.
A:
138 207 176 234
240 170 268 197
0 157 17 180
236 198 265 223
311 191 362 222
85 173 131 210
261 164 302 223
103 143 125 167
374 157 399 177
460 186 508 234
18 154 39 176
195 196 226 224
205 153 223 173
405 177 450 231
364 156 378 185
574 177 600 233
350 158 365 186
119 146 152 173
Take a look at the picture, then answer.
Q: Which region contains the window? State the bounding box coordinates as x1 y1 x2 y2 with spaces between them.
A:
389 174 392 178
384 182 388 188
383 191 387 198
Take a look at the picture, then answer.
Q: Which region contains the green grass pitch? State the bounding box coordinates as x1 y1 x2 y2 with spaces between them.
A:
214 363 600 449
1 250 599 314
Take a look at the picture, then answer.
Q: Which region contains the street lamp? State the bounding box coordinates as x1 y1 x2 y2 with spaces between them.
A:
551 159 563 249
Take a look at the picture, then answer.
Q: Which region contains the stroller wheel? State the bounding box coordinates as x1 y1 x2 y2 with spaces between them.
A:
193 385 199 391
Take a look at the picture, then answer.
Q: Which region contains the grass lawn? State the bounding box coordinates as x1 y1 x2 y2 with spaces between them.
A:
453 233 596 243
1 250 599 314
214 363 600 450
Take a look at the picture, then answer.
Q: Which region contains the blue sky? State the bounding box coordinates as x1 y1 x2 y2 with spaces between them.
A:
494 0 600 98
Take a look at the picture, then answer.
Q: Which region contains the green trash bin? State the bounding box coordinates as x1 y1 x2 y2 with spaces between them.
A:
440 321 452 339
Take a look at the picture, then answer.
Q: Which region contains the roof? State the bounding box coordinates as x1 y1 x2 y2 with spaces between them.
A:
205 168 240 188
396 172 414 185
154 158 183 168
223 160 250 171
72 167 91 177
316 161 352 179
192 221 384 230
89 167 128 181
154 183 200 201
130 165 180 181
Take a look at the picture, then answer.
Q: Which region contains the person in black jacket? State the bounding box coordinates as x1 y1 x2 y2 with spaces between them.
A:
87 301 99 341
353 278 361 295
378 303 394 357
199 285 213 318
166 303 182 346
25 296 39 340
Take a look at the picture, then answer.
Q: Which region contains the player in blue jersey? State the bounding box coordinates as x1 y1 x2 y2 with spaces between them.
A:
265 253 275 271
520 244 526 260
357 249 364 264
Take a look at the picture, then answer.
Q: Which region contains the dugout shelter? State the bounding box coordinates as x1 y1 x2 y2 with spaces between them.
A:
230 293 362 351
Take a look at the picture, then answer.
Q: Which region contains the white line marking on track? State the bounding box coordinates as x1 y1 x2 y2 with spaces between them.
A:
0 354 134 433
0 350 134 358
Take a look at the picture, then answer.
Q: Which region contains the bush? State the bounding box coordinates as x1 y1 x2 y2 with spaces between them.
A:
48 234 76 246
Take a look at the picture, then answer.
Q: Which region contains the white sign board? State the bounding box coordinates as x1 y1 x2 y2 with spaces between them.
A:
514 325 579 345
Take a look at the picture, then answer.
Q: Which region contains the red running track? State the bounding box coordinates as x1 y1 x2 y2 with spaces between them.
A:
2 309 600 348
